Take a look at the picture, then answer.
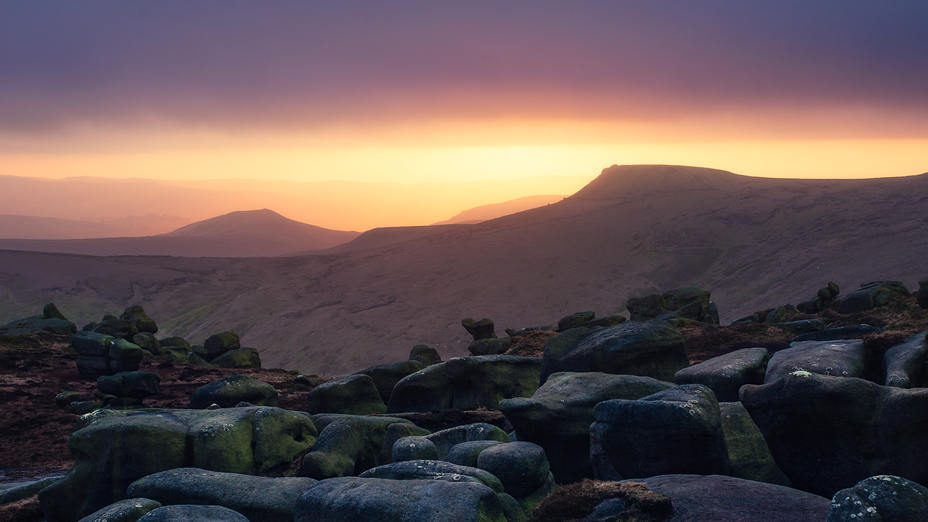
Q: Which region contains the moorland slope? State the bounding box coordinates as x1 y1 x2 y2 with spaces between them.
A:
1 165 926 376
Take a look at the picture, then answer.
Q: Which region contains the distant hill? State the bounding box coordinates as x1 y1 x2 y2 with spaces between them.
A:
285 224 469 256
0 209 359 257
2 165 927 377
431 195 565 225
0 214 190 239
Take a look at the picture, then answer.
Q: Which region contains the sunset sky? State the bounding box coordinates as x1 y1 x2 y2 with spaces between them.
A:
2 2 927 189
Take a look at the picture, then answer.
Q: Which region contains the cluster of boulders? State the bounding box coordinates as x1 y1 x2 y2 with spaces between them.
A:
625 285 719 325
55 370 162 414
0 302 77 336
6 276 928 521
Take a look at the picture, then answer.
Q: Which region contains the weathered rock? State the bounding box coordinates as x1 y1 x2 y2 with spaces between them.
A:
626 294 666 320
203 331 240 360
591 385 729 480
109 338 144 373
793 324 885 342
741 372 928 497
674 347 770 402
128 468 317 522
359 460 505 492
731 314 759 325
132 332 161 355
120 305 158 334
306 374 386 415
189 374 278 409
301 415 412 480
356 360 424 404
446 440 504 468
92 317 139 341
719 402 791 486
378 422 431 464
462 318 497 340
72 331 115 357
467 337 511 356
540 320 688 385
635 474 830 522
774 318 826 335
557 311 596 331
764 306 788 324
477 442 549 497
77 498 162 522
918 277 928 309
764 340 868 383
445 355 542 410
0 476 60 504
184 352 212 366
295 477 514 522
392 436 440 462
882 330 928 388
39 407 314 522
43 302 67 321
387 361 454 413
97 371 160 399
836 281 911 314
210 347 261 369
136 505 248 522
499 372 673 484
55 390 81 408
158 336 190 350
827 475 928 522
664 286 711 315
409 344 441 367
424 423 511 460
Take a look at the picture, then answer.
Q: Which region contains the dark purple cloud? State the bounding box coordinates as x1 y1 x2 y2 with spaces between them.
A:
1 1 927 133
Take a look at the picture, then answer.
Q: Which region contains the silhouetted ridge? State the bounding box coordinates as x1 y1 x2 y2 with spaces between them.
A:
570 164 749 201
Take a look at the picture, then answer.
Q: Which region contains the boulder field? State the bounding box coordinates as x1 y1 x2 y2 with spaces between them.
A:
2 279 928 521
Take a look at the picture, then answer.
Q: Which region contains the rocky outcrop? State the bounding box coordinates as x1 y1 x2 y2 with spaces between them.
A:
77 498 162 522
741 372 928 497
295 477 518 522
826 475 928 522
0 302 77 336
38 407 317 522
445 355 542 410
355 360 424 404
306 374 386 415
764 339 868 383
626 285 719 324
386 362 453 413
119 305 158 335
189 374 278 409
882 330 928 388
96 371 160 408
127 468 317 522
300 415 414 480
591 385 729 481
796 282 840 314
835 281 911 314
636 474 830 521
540 320 688 384
499 372 672 484
674 347 770 402
71 331 144 380
719 402 791 486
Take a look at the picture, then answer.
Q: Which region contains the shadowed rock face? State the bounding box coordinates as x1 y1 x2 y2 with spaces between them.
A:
540 320 688 385
3 165 928 377
741 372 928 498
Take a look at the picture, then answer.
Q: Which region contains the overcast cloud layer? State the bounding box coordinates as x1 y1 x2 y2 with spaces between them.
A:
3 1 927 136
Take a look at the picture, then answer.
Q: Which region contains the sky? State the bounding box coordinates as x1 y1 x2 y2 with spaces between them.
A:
2 1 928 190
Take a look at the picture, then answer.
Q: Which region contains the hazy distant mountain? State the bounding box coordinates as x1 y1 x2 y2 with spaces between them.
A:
0 175 590 232
2 165 927 377
431 195 565 225
0 214 191 239
0 209 359 257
